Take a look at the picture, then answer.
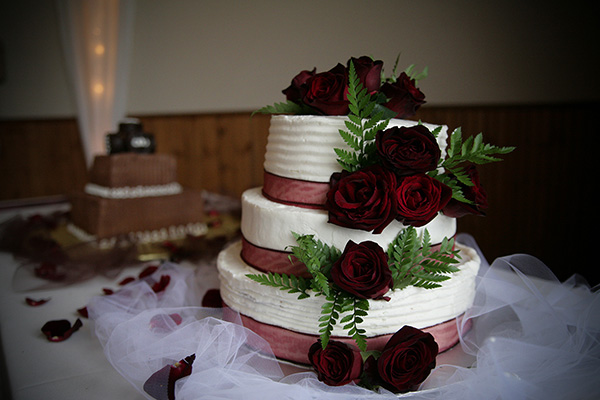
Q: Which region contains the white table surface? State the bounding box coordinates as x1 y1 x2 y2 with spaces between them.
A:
0 202 147 400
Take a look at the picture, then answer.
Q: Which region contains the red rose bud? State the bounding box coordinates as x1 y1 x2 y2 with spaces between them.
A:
326 165 398 234
377 326 438 392
376 125 441 176
348 56 383 94
331 241 392 299
41 318 83 342
442 164 488 218
302 63 349 115
381 72 426 119
143 354 195 400
282 68 316 102
395 174 452 227
308 340 363 386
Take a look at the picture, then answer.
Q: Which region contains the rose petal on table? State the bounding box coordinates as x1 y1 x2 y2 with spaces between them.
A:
102 288 114 295
149 313 183 333
139 265 159 279
77 306 88 318
151 275 170 293
118 276 136 286
143 354 195 400
41 318 83 342
25 297 50 306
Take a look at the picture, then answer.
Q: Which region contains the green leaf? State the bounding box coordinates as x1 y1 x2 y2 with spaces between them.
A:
251 101 306 116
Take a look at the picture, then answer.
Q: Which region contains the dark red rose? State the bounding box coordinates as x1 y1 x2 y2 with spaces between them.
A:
308 340 363 386
376 125 441 175
302 63 349 115
381 72 426 118
442 165 488 218
377 326 438 392
143 354 195 400
395 174 452 227
282 68 316 102
348 56 383 94
331 241 392 299
326 165 398 234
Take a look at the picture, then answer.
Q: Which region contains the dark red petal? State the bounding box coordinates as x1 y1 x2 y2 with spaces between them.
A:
118 276 136 286
25 297 50 306
77 306 89 318
102 288 114 295
143 354 195 400
41 318 83 342
151 275 171 293
139 265 159 279
149 313 183 332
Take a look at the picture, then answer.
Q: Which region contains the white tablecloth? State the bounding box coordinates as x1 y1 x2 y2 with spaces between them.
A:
0 202 145 400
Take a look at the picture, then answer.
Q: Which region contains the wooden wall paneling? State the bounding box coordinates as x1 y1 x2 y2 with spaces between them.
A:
0 119 87 200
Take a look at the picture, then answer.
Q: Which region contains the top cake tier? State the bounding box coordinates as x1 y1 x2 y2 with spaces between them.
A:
264 115 448 183
89 153 178 188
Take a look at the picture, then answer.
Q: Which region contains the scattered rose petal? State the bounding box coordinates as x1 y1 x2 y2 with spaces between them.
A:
151 275 170 293
118 276 135 286
102 288 114 295
143 354 195 400
25 297 50 306
201 289 222 308
77 306 88 318
149 313 183 333
139 265 159 279
41 318 83 342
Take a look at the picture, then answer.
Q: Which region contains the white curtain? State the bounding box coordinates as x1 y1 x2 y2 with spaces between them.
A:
56 0 135 166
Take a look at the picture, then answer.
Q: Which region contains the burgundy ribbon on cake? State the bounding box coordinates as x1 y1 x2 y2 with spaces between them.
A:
241 237 312 278
262 171 329 209
241 235 455 280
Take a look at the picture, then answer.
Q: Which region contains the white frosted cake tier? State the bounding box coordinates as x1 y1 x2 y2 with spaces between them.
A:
264 115 448 183
241 187 456 252
218 240 480 336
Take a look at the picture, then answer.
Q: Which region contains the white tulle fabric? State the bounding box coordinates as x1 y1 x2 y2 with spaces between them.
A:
86 234 600 399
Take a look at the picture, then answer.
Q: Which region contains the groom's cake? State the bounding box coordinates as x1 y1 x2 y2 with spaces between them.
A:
217 56 513 369
69 119 205 242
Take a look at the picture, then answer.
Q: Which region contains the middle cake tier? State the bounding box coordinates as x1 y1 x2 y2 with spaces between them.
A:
240 187 457 277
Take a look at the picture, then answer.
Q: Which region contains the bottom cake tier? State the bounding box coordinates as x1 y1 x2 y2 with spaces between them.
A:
217 240 481 364
69 189 205 239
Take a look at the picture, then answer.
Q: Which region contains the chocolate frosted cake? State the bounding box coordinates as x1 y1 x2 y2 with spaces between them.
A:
69 120 205 242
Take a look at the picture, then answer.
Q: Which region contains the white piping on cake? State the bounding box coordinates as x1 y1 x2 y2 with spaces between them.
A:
84 182 183 199
66 222 208 249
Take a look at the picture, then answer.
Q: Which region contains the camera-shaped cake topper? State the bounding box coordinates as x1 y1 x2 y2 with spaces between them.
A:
106 118 156 154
